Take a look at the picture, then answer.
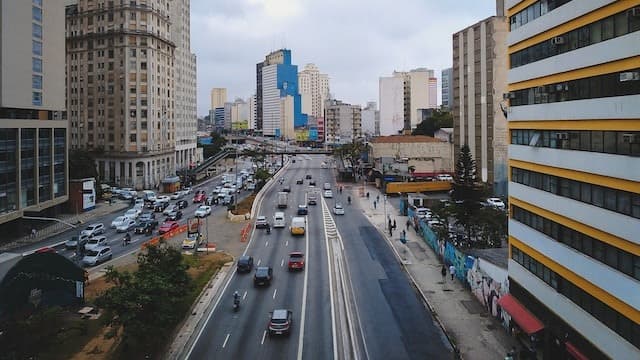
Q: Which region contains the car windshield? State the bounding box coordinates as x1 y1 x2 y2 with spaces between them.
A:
290 254 303 260
86 249 99 256
256 268 269 276
88 239 99 244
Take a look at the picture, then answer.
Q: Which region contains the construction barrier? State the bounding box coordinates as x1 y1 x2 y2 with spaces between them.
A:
141 224 188 249
240 222 251 242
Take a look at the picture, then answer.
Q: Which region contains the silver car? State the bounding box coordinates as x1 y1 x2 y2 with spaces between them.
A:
82 246 112 266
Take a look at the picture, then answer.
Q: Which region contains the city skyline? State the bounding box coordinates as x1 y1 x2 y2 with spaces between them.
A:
191 0 497 116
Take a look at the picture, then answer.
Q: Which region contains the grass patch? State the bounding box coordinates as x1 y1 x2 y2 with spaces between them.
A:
231 193 256 215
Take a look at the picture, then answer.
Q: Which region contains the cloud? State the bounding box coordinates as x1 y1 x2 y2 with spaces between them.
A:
191 0 497 115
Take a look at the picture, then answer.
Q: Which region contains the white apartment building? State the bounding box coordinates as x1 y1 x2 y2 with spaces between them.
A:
66 0 177 190
0 0 69 226
171 0 198 171
361 101 379 138
298 63 329 117
324 99 362 145
261 64 280 136
379 76 404 136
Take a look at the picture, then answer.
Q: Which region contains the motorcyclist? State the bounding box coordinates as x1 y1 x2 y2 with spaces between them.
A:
347 196 351 205
123 232 131 245
266 222 271 234
233 291 239 301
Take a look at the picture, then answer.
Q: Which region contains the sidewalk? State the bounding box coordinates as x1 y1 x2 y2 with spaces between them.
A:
0 200 129 252
346 183 517 360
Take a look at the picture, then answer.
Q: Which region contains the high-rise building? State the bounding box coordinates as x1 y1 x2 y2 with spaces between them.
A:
258 49 305 137
324 99 362 145
441 67 453 110
230 98 249 130
452 15 508 196
0 0 68 226
361 101 379 138
223 102 232 131
504 1 640 359
248 95 256 130
379 68 437 135
66 0 176 190
298 63 330 118
210 88 227 110
172 0 198 171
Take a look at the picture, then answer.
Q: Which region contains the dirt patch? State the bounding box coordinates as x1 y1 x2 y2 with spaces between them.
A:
231 193 256 215
84 263 138 302
69 326 121 360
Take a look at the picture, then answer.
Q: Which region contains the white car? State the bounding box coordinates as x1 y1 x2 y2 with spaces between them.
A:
194 205 212 218
182 187 192 195
486 197 506 210
436 174 453 181
416 207 432 219
82 246 112 266
111 216 130 229
85 235 108 250
255 215 268 228
156 195 171 203
124 208 140 219
323 190 333 198
170 192 183 200
333 204 345 215
81 223 105 237
116 218 137 233
163 204 177 216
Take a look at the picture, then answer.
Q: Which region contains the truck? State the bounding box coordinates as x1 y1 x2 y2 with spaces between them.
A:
277 192 288 209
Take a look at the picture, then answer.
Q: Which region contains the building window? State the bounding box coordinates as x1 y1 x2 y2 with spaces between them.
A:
32 23 42 39
32 75 42 89
33 0 42 6
32 40 42 56
511 130 640 156
32 58 42 73
32 92 42 106
32 6 42 22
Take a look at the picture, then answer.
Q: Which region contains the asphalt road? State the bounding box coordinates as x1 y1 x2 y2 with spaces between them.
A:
187 155 453 360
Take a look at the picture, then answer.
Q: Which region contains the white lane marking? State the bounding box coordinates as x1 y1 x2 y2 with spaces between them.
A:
297 210 311 360
222 333 230 348
285 240 289 247
261 330 267 345
272 288 277 299
257 259 261 266
321 198 339 360
242 291 247 300
281 258 284 267
265 241 269 247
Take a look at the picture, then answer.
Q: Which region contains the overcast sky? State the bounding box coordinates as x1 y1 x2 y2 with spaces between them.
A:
191 0 498 116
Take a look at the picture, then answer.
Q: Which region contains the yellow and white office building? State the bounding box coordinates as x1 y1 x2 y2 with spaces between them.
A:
505 0 640 359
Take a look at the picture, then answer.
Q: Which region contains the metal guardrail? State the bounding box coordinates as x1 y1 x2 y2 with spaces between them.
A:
191 150 232 175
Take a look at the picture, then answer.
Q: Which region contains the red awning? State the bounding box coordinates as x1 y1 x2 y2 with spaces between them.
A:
497 294 545 335
565 341 589 360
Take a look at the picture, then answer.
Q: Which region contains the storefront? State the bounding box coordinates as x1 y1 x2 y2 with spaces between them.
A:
498 294 545 359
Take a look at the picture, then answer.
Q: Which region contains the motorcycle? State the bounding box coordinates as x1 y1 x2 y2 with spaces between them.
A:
233 298 240 312
266 226 271 234
122 234 131 246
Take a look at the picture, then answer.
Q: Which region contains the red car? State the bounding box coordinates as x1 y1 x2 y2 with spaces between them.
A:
287 252 305 271
158 221 179 235
193 192 207 203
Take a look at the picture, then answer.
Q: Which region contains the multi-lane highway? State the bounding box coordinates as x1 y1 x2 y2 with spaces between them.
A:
187 155 453 360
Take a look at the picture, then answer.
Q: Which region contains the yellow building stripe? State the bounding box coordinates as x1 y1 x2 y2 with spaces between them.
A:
508 120 640 131
510 237 640 324
510 197 640 256
508 56 640 91
507 0 538 17
508 0 640 53
509 159 640 194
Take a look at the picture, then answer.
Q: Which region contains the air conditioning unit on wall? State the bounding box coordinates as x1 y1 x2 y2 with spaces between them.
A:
551 36 565 45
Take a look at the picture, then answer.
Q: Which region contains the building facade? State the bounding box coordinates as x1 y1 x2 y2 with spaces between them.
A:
0 0 68 226
171 0 197 171
441 67 453 110
230 98 249 130
369 135 453 177
248 95 256 130
210 87 227 110
324 99 362 145
379 76 404 136
361 101 379 138
66 0 177 190
298 63 329 118
452 15 508 196
505 1 640 359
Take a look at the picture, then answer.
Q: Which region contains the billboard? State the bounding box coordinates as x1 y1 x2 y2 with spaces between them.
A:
187 218 201 235
309 128 318 141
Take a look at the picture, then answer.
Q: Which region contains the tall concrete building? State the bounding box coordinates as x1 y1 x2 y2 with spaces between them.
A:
172 0 198 170
0 0 68 226
66 0 176 189
298 63 330 118
441 67 453 110
210 88 227 110
452 15 508 196
230 98 249 130
324 99 362 145
258 49 305 137
361 101 379 138
248 95 256 130
379 68 437 135
504 1 640 359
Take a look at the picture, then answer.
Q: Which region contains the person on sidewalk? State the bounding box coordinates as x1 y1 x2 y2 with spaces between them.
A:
393 219 397 230
373 200 377 209
406 219 410 231
31 228 37 239
441 265 447 281
449 264 456 280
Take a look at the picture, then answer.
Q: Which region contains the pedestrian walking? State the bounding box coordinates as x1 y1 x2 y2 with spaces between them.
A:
31 228 37 239
389 227 393 237
373 200 377 209
388 218 393 230
449 264 456 280
440 265 447 281
406 219 410 230
366 192 370 199
393 219 397 230
376 195 380 202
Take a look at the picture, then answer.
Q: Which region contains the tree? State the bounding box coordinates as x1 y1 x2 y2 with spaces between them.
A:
69 150 99 180
412 109 453 136
97 243 191 354
334 140 367 180
450 145 485 242
198 133 227 158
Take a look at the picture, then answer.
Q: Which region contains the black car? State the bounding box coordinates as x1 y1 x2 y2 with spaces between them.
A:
254 266 273 287
309 180 316 186
154 201 169 212
297 205 308 215
237 255 254 273
139 212 156 222
166 210 183 221
296 179 303 184
176 200 188 209
282 186 291 193
305 174 312 179
134 220 158 235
